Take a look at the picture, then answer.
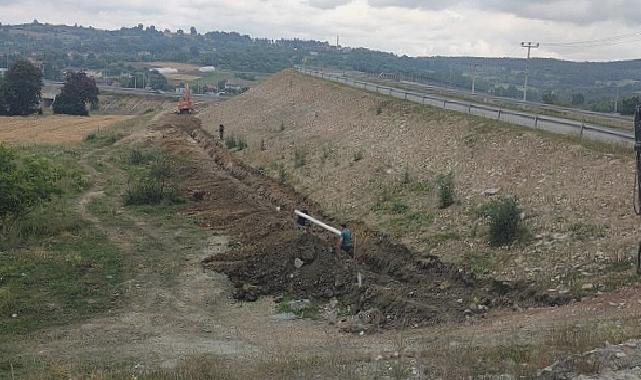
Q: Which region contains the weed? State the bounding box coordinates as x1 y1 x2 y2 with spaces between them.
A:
569 222 607 240
278 165 288 183
279 121 285 132
353 150 364 162
84 130 121 146
260 139 266 151
390 200 409 214
436 172 456 209
376 106 383 115
124 178 178 206
294 147 307 168
128 148 145 165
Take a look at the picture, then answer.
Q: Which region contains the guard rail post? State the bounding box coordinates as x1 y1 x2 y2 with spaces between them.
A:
580 123 585 138
497 109 502 120
535 116 539 128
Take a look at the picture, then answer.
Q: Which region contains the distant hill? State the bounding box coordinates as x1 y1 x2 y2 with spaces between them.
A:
2 21 640 110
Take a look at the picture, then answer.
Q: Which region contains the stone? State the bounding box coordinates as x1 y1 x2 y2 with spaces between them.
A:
582 283 594 291
483 188 500 196
272 312 298 321
294 258 304 269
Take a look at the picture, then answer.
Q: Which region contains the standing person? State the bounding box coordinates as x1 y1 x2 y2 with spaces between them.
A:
338 223 353 255
218 124 224 141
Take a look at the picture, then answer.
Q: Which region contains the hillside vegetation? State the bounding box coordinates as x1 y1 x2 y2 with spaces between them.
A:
201 70 639 295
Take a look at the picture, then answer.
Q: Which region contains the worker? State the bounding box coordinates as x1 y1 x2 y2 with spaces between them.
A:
337 223 353 255
219 124 224 140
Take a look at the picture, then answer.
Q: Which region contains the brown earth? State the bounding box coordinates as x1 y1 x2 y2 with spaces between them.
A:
0 114 131 144
197 69 641 295
161 115 569 329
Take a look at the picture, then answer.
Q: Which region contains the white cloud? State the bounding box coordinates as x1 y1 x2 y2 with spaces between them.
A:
0 0 640 61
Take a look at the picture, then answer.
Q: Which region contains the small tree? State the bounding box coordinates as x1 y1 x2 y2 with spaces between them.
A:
3 58 43 115
436 172 456 209
0 75 6 115
0 144 61 237
53 71 99 115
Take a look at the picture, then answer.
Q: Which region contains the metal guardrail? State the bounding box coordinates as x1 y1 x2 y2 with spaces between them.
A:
296 67 634 147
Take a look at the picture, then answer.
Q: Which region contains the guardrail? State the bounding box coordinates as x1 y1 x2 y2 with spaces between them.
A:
296 67 634 147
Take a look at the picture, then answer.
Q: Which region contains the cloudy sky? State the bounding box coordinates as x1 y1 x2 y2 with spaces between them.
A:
2 0 641 61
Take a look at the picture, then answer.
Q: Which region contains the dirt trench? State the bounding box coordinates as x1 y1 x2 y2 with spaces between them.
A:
159 114 572 329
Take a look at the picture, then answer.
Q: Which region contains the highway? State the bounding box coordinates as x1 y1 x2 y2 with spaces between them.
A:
296 68 634 147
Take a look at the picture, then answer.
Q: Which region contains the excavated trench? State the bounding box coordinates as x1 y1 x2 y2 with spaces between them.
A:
157 114 571 329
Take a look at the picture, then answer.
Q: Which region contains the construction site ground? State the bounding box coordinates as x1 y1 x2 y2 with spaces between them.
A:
2 71 641 379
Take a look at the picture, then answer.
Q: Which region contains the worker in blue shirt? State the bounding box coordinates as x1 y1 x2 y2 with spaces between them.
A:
338 224 353 255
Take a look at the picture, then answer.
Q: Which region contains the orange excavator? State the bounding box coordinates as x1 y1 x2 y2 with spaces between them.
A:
177 83 193 114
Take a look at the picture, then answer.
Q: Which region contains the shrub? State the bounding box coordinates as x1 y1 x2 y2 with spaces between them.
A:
224 135 237 149
483 197 522 246
294 148 307 168
124 156 179 206
0 144 62 237
128 148 145 165
238 136 247 150
436 172 456 209
124 178 178 206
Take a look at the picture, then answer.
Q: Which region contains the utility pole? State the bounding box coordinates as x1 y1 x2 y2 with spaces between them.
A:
470 63 481 93
336 35 339 47
520 42 539 101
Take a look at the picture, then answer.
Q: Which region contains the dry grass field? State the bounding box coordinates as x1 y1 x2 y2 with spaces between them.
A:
0 115 132 144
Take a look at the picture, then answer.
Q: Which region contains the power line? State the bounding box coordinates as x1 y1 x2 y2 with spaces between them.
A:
542 31 641 47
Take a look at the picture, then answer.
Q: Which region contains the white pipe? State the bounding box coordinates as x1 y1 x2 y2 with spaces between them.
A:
294 210 341 236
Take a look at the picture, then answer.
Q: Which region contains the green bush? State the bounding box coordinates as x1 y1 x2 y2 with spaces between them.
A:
128 148 145 165
124 178 178 206
0 144 62 238
483 197 522 246
436 172 455 209
124 157 179 206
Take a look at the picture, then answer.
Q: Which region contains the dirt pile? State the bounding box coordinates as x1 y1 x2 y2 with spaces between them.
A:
157 115 568 328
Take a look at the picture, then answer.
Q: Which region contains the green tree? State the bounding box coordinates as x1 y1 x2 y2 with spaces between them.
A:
0 144 61 237
3 58 43 115
52 71 99 116
618 96 639 115
148 71 169 90
0 75 6 115
571 92 585 105
542 92 559 105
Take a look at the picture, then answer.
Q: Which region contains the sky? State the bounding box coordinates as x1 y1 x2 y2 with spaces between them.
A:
2 0 641 61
